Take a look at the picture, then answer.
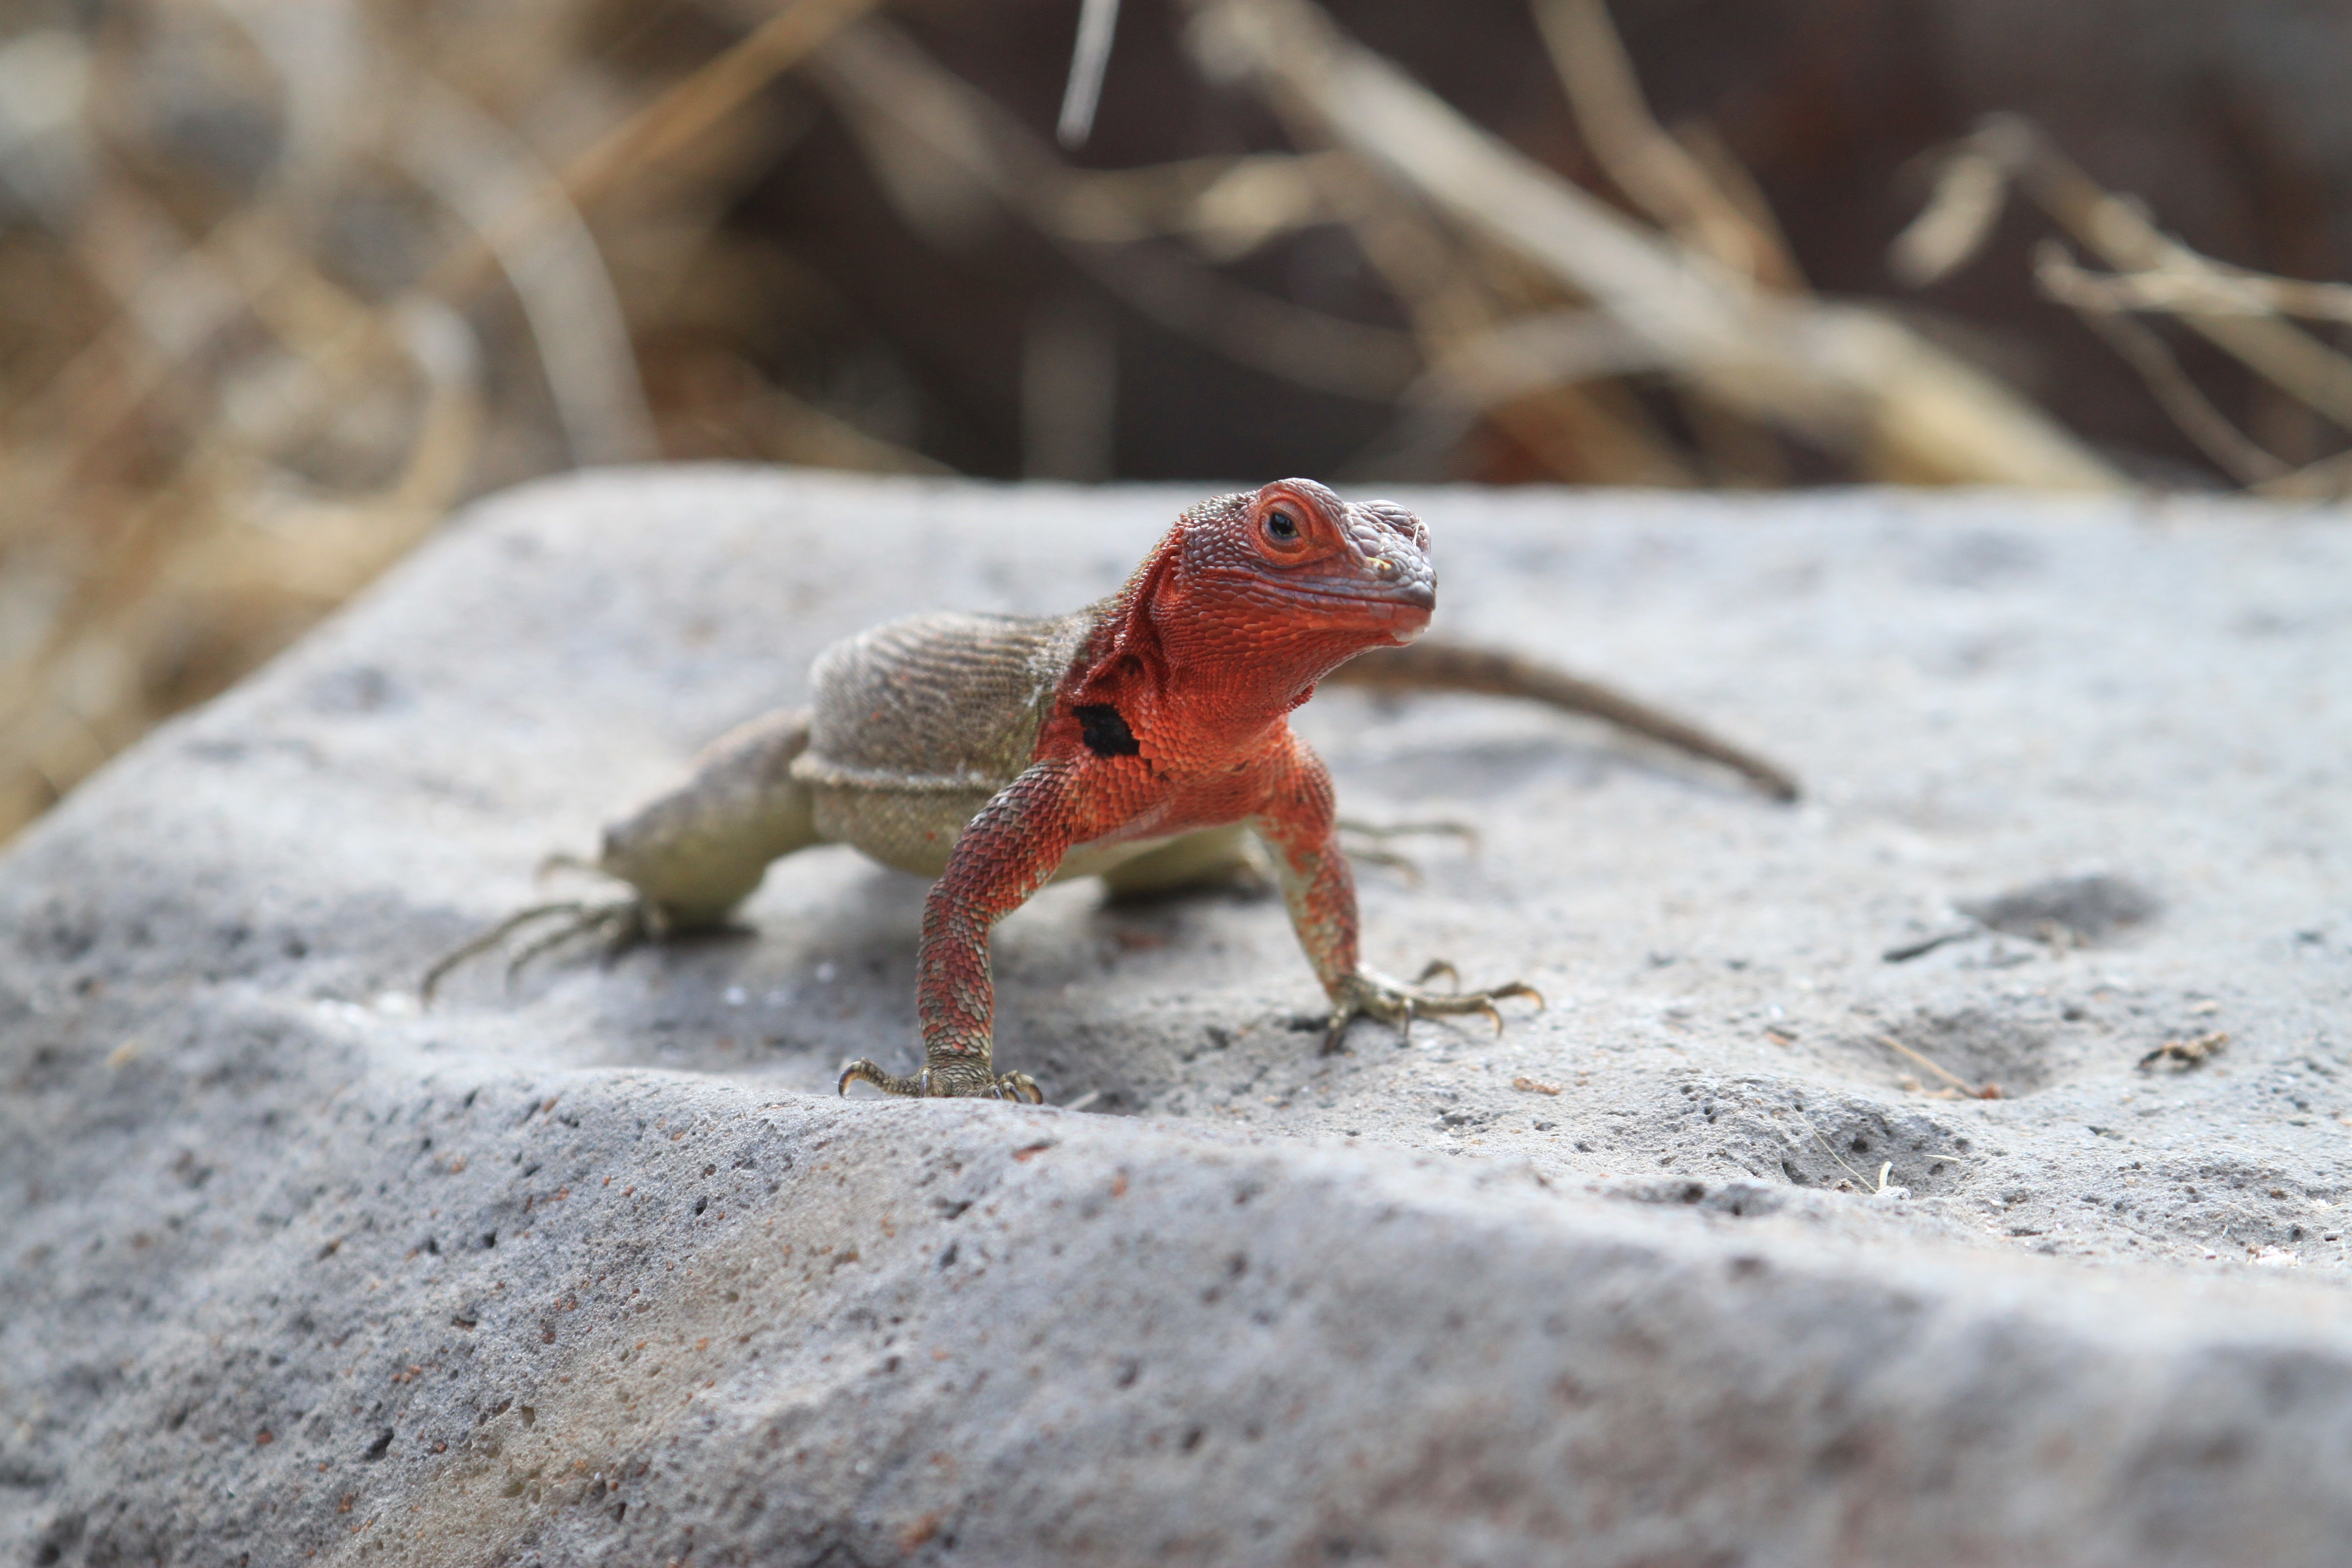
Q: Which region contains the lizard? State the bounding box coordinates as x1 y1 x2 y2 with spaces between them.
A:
423 479 1796 1103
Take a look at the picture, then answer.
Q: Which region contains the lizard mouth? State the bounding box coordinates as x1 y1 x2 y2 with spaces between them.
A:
1268 579 1435 641
1199 538 1437 641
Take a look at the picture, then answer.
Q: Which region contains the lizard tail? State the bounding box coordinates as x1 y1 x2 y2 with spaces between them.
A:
1329 638 1800 802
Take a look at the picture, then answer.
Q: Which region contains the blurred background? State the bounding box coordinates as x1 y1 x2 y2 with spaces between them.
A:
3 0 2351 844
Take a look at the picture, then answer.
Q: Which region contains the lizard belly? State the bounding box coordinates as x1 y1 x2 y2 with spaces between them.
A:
798 771 995 880
1051 830 1191 883
803 769 1186 885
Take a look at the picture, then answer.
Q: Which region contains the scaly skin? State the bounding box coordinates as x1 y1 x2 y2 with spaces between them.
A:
837 479 1539 1101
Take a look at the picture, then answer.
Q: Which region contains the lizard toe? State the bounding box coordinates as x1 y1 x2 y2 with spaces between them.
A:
1323 968 1542 1050
845 1056 1043 1102
419 897 647 1004
993 1073 1045 1104
838 1059 927 1097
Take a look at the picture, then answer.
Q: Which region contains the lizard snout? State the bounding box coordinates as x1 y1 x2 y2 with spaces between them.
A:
1336 542 1435 640
1372 552 1436 603
1343 507 1436 613
1371 566 1436 612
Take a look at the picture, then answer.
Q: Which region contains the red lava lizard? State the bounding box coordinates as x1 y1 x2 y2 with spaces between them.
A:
425 479 1795 1103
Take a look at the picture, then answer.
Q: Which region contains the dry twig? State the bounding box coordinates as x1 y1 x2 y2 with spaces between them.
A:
1530 0 1799 288
1873 1033 2002 1100
1181 0 2121 490
1901 115 2352 451
808 17 1421 400
2140 1031 2228 1073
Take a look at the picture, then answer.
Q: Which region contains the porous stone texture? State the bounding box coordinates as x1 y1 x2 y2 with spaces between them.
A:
3 469 2350 1567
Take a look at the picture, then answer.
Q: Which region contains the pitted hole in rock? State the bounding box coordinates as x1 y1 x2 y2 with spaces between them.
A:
1772 1098 1972 1197
1622 1179 1787 1219
1959 873 2159 948
1868 1005 2083 1097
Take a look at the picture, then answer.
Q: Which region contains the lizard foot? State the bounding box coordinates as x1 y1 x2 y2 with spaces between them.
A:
1322 962 1544 1054
419 899 648 1003
838 1058 1045 1103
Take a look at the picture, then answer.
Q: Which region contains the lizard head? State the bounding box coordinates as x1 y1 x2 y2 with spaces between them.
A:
1070 480 1438 725
1173 478 1435 647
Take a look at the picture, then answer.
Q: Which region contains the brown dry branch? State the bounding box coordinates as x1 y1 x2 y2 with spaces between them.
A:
1039 151 1351 260
1530 0 1800 291
804 16 1422 401
396 76 654 466
2259 446 2352 501
422 0 889 302
1907 115 2352 450
1873 1033 2002 1102
2034 244 2291 486
1240 62 1694 486
2027 259 2352 326
1181 0 2121 490
0 0 919 841
1528 0 1800 481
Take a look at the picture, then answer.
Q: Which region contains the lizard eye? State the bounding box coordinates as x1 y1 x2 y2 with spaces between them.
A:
1262 508 1301 546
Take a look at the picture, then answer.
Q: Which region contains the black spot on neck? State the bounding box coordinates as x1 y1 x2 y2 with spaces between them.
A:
1076 704 1140 758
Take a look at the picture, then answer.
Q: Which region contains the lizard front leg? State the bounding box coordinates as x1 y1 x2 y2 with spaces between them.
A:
1253 738 1540 1053
838 762 1085 1102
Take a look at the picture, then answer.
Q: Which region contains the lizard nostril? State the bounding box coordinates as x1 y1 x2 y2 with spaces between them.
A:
1373 557 1397 578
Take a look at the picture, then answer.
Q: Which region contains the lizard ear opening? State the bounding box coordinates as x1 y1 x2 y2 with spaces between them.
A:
1074 527 1179 701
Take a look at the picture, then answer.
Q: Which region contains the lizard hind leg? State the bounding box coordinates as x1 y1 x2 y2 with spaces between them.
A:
418 898 649 1004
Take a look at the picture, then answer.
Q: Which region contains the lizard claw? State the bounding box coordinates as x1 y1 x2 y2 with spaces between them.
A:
839 1058 1045 1103
991 1073 1044 1104
1337 818 1481 853
1335 820 1480 886
420 898 648 1004
1321 968 1542 1054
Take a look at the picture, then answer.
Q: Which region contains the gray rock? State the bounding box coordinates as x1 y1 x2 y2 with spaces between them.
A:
3 468 2351 1566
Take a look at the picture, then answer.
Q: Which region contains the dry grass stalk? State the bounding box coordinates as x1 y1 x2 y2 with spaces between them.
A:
1182 0 2122 490
1901 113 2352 489
1530 0 1800 291
428 0 885 301
2025 260 2352 325
1056 0 1124 150
1873 1033 2002 1101
806 17 1422 400
1240 63 1694 486
0 0 925 843
2035 244 2291 486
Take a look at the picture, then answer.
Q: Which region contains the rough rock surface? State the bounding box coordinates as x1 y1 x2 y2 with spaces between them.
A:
3 468 2350 1567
